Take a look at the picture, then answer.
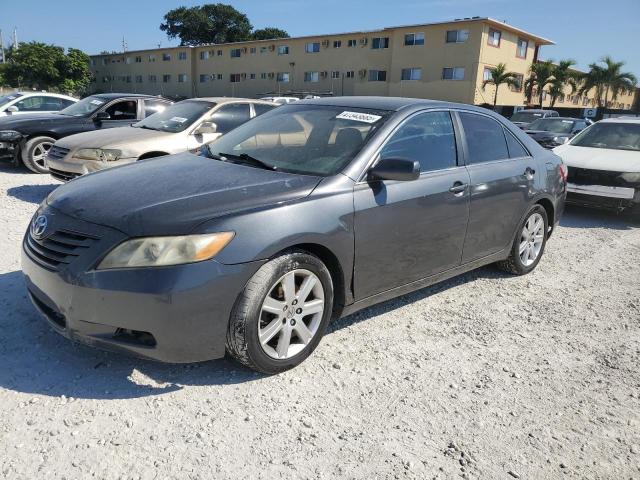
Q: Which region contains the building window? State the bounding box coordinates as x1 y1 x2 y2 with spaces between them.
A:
250 73 256 80
250 47 256 54
304 71 319 82
135 56 142 63
305 42 320 53
446 29 469 43
178 51 187 60
217 74 223 80
347 39 357 47
401 68 422 81
404 33 424 46
148 75 157 83
200 51 209 60
230 73 242 83
217 50 223 56
162 53 171 61
125 57 132 64
162 74 171 83
102 58 109 65
516 38 528 59
135 75 143 83
148 54 156 62
510 74 524 92
260 72 267 79
483 67 493 82
102 76 109 83
277 45 289 55
331 71 340 79
277 72 290 83
125 75 132 83
260 46 268 54
487 29 501 47
178 74 187 83
442 67 465 80
199 74 209 83
333 40 342 48
368 70 387 82
372 37 389 49
346 71 355 78
231 49 242 58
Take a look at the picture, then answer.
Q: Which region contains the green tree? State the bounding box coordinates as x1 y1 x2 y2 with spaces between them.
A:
59 48 92 95
526 60 556 108
252 27 289 40
579 56 637 108
548 59 578 107
160 4 254 45
481 63 521 108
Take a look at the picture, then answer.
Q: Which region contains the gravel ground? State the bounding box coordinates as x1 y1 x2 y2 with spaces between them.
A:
0 163 639 480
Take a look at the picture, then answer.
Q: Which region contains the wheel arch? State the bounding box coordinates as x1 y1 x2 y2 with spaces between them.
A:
534 196 555 236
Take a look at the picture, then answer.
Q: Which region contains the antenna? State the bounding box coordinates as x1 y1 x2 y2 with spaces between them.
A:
122 36 128 52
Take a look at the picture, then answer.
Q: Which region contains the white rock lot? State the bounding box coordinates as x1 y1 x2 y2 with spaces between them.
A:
0 163 639 480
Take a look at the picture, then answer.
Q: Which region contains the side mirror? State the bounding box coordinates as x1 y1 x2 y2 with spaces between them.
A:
6 106 18 114
368 158 420 182
194 121 217 135
94 111 111 121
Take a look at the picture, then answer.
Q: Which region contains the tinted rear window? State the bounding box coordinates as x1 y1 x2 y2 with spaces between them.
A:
459 112 509 164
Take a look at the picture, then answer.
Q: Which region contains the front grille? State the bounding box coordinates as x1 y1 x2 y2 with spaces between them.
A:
46 145 70 161
24 229 98 271
567 167 627 187
50 168 80 182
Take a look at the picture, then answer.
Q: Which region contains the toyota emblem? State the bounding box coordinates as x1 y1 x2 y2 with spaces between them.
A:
31 215 48 239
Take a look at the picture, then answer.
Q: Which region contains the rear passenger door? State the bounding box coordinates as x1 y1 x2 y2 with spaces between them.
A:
456 111 535 263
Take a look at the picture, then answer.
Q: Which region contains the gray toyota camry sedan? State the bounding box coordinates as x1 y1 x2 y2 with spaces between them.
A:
22 97 567 373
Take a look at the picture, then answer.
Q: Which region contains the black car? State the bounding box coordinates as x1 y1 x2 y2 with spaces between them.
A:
22 97 566 373
525 117 591 149
0 93 172 173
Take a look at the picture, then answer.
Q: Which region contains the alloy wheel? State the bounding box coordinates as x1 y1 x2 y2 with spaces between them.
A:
519 212 544 267
32 141 53 168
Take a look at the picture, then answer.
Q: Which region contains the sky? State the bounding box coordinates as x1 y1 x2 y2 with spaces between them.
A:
1 0 639 77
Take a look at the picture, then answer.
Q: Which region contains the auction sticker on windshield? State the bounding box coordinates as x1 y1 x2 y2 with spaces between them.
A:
90 100 104 106
336 111 382 124
170 117 188 123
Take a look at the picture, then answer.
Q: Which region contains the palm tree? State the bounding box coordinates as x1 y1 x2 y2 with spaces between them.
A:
525 60 556 108
481 63 520 108
580 56 637 108
548 60 578 107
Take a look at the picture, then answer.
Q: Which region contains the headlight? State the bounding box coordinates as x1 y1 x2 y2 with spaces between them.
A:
97 232 235 269
74 148 123 162
552 136 570 145
620 172 640 183
0 130 22 141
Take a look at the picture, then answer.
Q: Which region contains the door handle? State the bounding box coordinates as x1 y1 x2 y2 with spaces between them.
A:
449 182 468 195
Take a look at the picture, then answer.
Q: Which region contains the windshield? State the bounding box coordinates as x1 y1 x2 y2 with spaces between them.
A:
570 122 640 151
205 104 391 176
510 112 544 123
133 100 215 133
59 95 108 116
0 93 22 107
528 118 575 133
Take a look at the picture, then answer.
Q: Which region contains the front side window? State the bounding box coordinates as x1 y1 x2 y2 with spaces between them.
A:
487 29 501 47
442 67 465 80
380 111 457 172
209 103 251 134
105 100 138 120
446 29 469 43
134 100 215 132
305 42 320 53
372 37 389 49
205 105 390 176
458 112 509 164
15 96 60 112
143 99 168 117
401 68 422 81
570 123 640 151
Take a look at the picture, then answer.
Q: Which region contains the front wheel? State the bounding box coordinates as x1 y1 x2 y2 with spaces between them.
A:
496 205 548 275
226 251 334 374
22 136 55 173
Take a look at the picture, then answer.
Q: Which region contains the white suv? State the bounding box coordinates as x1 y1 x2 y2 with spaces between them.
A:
0 92 77 117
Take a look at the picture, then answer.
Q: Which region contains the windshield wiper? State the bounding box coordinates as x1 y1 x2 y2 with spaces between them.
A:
216 152 278 171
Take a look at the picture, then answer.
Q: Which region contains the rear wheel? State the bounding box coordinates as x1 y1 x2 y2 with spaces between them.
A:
497 205 548 275
22 136 55 173
226 251 333 374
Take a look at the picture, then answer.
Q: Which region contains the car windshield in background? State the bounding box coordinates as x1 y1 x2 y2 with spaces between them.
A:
58 95 108 117
529 118 575 133
133 100 215 133
0 93 23 107
205 104 391 176
511 112 543 123
570 123 640 151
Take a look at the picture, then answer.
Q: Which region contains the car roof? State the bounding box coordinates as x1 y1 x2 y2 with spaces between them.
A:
15 91 77 100
92 93 161 99
518 109 556 113
182 97 275 104
598 117 640 124
535 117 581 121
293 96 489 113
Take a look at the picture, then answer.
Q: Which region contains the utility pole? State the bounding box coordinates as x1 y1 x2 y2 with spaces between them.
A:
122 36 128 52
0 30 5 64
12 28 18 50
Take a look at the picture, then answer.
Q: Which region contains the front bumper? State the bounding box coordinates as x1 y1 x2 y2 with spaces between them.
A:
566 183 640 211
21 207 263 363
47 146 136 182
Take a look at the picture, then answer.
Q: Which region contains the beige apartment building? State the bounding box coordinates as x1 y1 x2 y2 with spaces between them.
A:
89 17 636 110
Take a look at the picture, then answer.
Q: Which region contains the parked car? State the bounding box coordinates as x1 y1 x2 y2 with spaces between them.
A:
553 118 640 213
510 109 559 129
0 93 171 173
0 91 77 117
47 98 276 182
524 117 592 148
22 97 566 373
259 96 299 105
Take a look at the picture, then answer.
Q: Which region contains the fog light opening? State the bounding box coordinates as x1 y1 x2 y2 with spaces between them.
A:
113 328 157 347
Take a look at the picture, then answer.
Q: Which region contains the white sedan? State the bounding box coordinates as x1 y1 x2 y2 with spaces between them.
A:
553 118 640 214
0 92 77 116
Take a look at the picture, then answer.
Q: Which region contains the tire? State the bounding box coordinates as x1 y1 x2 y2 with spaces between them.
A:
496 205 548 275
22 136 55 173
226 250 334 374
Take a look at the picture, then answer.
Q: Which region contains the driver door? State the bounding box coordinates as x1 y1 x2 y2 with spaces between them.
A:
97 99 140 129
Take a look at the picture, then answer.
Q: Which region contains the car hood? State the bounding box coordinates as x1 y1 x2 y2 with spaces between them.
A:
57 126 172 151
46 153 323 236
0 112 72 130
553 144 640 172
